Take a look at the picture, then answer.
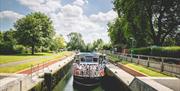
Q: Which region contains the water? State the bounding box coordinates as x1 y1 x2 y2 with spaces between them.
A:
53 74 104 91
53 71 130 91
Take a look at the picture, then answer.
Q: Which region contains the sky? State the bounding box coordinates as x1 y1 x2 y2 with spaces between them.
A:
0 0 117 43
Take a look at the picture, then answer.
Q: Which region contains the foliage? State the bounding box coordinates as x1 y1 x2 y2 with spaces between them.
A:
113 0 179 46
67 32 85 51
0 29 25 54
14 12 54 55
107 18 130 50
92 39 104 50
84 43 93 52
130 46 180 58
0 31 3 43
103 43 112 50
50 34 66 51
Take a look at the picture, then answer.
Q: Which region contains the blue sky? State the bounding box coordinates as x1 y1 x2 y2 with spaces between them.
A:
0 0 117 43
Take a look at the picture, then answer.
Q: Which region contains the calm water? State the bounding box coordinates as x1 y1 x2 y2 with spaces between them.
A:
53 71 130 91
53 74 104 91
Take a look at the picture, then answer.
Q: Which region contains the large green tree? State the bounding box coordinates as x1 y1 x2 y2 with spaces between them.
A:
92 39 104 50
0 29 18 54
67 32 85 51
108 18 130 50
113 0 179 46
14 12 54 54
0 31 3 43
50 34 66 51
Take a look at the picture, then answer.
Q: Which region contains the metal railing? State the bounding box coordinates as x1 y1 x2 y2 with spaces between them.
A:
102 50 180 77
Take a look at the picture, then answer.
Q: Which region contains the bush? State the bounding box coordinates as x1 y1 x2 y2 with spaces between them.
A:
0 42 27 54
13 45 26 54
129 46 180 58
0 42 15 54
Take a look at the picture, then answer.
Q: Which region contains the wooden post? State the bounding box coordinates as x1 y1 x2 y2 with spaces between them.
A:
147 57 150 67
137 55 140 64
131 54 133 63
161 58 164 72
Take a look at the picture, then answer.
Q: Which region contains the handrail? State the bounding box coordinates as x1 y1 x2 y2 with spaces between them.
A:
106 51 180 61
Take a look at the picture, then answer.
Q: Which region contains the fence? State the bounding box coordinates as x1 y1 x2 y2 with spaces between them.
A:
102 50 180 77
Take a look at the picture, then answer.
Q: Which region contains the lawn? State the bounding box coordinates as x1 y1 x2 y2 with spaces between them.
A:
0 51 73 73
125 63 169 77
0 52 53 64
108 54 171 77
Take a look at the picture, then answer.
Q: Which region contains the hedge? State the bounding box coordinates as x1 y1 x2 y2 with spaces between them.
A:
0 43 27 54
128 46 180 58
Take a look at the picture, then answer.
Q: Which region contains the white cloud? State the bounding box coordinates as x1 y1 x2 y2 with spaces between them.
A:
0 11 24 21
73 0 88 7
18 0 61 13
61 4 83 17
16 0 117 43
90 10 117 23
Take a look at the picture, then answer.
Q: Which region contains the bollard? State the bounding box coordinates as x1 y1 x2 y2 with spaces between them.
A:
31 65 33 79
20 80 22 91
43 61 44 72
37 64 39 75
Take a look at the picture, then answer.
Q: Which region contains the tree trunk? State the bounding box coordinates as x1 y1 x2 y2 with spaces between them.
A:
31 45 35 55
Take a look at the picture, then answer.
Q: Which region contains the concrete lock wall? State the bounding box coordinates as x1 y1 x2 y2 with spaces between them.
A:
30 60 73 91
129 78 156 91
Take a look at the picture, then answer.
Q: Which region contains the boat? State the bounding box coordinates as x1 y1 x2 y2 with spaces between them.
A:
72 52 107 87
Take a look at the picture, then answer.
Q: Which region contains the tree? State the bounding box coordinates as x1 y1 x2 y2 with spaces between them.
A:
14 12 54 54
107 18 130 50
92 39 104 51
175 33 180 46
67 32 85 51
85 43 93 52
0 29 19 54
0 31 3 43
3 29 17 44
113 0 179 46
50 34 66 51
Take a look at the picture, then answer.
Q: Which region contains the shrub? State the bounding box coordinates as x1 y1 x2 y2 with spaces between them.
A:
129 46 180 58
0 42 15 54
0 42 27 54
13 45 26 54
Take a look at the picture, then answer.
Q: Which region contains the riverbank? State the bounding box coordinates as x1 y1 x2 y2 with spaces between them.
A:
0 54 74 91
0 51 72 73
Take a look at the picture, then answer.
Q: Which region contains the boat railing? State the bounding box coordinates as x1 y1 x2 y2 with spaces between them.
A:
73 63 105 77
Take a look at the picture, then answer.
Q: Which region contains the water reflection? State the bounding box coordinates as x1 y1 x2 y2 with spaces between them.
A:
53 71 130 91
53 74 104 91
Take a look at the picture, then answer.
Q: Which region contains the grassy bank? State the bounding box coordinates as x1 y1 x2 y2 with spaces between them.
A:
108 54 171 77
0 51 72 73
0 52 54 64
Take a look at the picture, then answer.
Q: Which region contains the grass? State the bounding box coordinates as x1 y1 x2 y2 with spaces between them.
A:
108 54 171 77
0 52 54 64
125 63 169 77
0 51 72 73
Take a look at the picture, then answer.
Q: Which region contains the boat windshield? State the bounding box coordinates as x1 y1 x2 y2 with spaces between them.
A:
93 58 98 62
85 56 92 62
